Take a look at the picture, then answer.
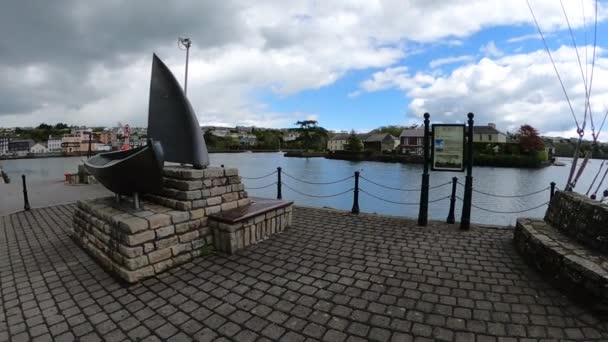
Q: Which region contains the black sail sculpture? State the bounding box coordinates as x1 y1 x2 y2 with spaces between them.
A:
148 54 210 169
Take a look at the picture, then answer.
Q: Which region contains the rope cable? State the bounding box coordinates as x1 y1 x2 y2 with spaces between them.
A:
360 189 449 205
281 182 353 198
456 196 549 214
360 176 451 192
241 171 277 180
457 182 549 198
527 0 580 132
282 172 353 185
245 182 277 190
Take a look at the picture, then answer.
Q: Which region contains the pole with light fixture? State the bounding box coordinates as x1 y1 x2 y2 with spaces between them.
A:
178 37 192 95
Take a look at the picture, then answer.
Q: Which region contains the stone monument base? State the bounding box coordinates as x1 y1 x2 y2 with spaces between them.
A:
72 166 294 283
72 196 211 283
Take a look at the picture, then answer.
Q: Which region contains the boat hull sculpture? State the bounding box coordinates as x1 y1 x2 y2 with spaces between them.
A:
84 140 164 196
148 54 209 169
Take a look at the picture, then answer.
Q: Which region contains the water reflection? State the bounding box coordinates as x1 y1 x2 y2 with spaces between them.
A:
2 154 601 226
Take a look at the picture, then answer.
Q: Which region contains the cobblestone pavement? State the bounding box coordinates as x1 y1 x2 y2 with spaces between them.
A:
1 205 607 342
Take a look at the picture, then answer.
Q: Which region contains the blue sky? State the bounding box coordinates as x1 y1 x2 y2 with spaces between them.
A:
260 20 608 137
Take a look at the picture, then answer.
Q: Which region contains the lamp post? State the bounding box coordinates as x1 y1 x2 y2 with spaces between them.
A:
178 37 192 95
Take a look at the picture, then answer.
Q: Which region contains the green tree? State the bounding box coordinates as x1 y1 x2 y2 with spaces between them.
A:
295 120 328 151
372 125 404 137
344 130 363 152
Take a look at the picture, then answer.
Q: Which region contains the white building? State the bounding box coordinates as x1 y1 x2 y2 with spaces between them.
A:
30 143 49 154
283 132 300 141
327 133 350 151
47 136 62 152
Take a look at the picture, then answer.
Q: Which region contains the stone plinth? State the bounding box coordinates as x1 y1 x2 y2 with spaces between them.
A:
545 191 608 254
72 166 297 283
514 218 608 313
72 197 211 283
146 166 250 212
209 199 293 254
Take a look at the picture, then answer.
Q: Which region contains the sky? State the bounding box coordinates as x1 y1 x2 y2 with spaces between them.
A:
1 0 608 140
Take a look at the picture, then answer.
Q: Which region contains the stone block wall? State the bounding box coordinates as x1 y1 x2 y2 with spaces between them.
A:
211 206 292 254
72 197 212 283
545 191 608 254
145 166 250 212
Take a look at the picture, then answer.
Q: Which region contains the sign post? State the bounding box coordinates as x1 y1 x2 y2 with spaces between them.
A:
460 113 475 230
417 113 431 226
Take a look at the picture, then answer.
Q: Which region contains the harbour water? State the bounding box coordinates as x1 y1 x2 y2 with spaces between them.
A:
2 154 603 226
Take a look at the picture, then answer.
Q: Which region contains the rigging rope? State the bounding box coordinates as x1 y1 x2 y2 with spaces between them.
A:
571 151 591 188
591 166 608 199
586 160 605 196
527 0 580 132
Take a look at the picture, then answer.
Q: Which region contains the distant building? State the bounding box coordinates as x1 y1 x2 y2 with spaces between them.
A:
364 133 398 152
0 136 11 155
470 123 507 143
9 139 35 156
239 134 257 146
399 128 425 155
327 133 350 151
283 131 300 141
30 143 49 154
211 128 231 137
98 131 112 145
47 136 62 152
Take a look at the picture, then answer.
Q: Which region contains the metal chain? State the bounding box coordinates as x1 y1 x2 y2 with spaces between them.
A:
361 176 451 192
245 182 277 190
360 189 450 205
457 182 549 198
281 182 353 198
456 196 549 214
282 172 354 185
241 171 277 180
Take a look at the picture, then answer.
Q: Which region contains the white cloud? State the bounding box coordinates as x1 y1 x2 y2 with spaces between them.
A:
507 33 544 43
2 0 608 128
355 46 608 140
429 55 474 68
480 41 504 58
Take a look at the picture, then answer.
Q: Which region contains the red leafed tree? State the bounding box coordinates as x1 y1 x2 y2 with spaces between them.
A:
517 125 544 153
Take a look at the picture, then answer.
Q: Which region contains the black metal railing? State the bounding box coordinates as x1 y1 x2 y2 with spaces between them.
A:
240 168 556 225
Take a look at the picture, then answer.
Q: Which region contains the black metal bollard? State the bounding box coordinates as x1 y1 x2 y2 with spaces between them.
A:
417 113 430 226
22 174 31 211
460 113 474 230
446 177 458 224
550 181 556 200
277 167 282 200
352 171 360 214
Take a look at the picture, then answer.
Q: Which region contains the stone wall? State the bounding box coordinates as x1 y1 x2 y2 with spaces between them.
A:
145 166 250 212
211 206 292 254
545 191 608 254
72 197 212 283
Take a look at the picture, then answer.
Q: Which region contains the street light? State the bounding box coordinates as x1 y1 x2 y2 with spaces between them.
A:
178 37 192 95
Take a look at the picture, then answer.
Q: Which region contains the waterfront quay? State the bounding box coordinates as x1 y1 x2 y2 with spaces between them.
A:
1 204 606 341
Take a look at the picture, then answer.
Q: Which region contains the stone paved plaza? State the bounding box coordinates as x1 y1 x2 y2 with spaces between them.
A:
1 205 607 341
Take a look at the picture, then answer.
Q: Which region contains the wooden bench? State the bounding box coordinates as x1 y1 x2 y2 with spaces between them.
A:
208 197 294 254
